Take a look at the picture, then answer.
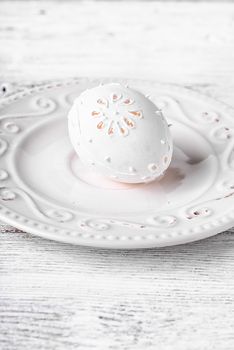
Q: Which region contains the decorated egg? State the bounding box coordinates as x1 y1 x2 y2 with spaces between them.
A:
68 83 173 183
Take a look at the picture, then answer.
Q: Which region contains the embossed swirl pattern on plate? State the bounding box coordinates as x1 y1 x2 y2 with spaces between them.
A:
0 78 233 247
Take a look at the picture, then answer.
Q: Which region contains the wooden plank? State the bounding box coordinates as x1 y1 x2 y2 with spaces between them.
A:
0 1 234 87
1 229 234 349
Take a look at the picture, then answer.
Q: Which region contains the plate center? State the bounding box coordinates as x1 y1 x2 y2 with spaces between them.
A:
12 115 218 215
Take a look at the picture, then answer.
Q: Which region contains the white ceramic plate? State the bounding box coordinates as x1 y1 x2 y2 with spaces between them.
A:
0 78 234 248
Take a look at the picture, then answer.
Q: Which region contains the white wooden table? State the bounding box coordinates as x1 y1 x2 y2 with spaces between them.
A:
0 1 234 349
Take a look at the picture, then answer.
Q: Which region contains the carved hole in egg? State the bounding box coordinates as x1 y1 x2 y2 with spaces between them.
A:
148 163 158 173
112 93 122 102
92 111 101 117
163 156 168 164
97 98 108 107
122 98 134 105
123 117 135 128
117 122 128 137
129 110 143 118
108 124 114 135
97 121 105 129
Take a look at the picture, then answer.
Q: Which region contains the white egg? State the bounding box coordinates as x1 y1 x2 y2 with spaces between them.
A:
68 83 173 183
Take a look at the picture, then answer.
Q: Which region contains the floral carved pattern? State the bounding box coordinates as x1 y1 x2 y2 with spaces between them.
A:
90 93 143 137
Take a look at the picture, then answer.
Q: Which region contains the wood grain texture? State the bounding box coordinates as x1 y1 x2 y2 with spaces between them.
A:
0 1 234 349
0 0 234 87
1 228 234 350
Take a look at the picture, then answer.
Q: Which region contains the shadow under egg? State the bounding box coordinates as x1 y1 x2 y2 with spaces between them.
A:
69 141 209 194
